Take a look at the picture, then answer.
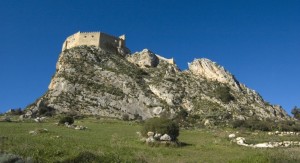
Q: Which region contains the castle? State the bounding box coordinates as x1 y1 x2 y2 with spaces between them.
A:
62 31 129 54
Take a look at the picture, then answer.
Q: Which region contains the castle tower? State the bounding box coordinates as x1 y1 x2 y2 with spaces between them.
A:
61 32 129 55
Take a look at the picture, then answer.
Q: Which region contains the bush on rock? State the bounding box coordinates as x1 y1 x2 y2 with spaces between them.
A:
142 117 179 141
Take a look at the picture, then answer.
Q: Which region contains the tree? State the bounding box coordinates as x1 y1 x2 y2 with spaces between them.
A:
291 106 300 120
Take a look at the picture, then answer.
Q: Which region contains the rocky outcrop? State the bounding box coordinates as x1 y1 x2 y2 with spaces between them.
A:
127 49 159 68
188 58 241 90
25 45 289 123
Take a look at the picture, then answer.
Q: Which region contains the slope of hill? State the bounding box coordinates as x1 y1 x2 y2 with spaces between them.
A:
25 46 289 124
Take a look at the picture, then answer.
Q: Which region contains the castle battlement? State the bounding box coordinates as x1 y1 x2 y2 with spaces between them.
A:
62 31 128 54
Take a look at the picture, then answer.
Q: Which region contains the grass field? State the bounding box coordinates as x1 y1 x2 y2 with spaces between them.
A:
0 117 300 162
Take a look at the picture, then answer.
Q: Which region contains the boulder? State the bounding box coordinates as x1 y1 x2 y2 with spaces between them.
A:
235 137 248 146
146 137 155 143
160 134 171 141
254 143 273 148
147 131 154 137
228 134 236 139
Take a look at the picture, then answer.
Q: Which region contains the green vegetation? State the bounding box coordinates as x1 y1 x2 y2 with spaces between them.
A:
232 118 300 132
0 117 300 162
5 108 24 116
59 116 74 125
121 114 130 121
214 85 235 103
141 117 179 141
292 106 300 120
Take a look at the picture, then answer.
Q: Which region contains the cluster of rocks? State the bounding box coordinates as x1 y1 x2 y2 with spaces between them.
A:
139 131 173 144
33 117 46 123
229 134 300 148
63 122 87 130
268 131 300 136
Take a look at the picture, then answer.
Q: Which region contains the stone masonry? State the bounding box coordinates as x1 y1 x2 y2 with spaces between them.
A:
62 31 128 54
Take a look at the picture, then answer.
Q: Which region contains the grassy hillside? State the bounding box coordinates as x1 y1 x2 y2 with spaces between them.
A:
0 118 300 162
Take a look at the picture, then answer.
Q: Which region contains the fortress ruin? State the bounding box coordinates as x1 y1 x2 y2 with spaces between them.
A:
62 31 129 54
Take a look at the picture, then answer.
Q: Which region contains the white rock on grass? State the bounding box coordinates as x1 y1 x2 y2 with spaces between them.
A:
160 134 171 141
147 131 154 137
253 143 274 148
228 134 236 139
146 137 155 143
235 137 248 146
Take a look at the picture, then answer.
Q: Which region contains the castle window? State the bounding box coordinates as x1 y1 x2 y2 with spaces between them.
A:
91 35 94 37
84 36 87 38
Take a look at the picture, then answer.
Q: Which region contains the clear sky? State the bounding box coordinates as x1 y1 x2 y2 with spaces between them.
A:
0 0 299 115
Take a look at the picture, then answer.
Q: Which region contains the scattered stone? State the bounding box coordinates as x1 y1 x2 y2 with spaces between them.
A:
75 126 86 130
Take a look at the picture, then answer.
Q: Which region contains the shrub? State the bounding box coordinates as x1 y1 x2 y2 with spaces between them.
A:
142 117 179 141
232 118 273 131
176 109 188 121
214 86 234 103
291 106 300 120
59 116 74 125
133 113 143 121
122 114 129 121
232 119 245 128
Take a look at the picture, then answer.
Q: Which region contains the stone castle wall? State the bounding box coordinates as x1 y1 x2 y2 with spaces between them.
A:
62 32 126 52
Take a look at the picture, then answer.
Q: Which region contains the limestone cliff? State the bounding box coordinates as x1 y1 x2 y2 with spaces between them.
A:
25 46 289 123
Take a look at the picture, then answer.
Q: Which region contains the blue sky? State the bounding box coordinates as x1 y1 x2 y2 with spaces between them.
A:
0 0 299 115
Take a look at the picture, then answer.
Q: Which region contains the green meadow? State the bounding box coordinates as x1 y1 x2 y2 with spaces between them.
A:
1 118 300 162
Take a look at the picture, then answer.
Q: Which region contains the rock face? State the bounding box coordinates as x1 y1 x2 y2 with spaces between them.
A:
127 49 159 68
25 45 289 123
188 59 240 90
